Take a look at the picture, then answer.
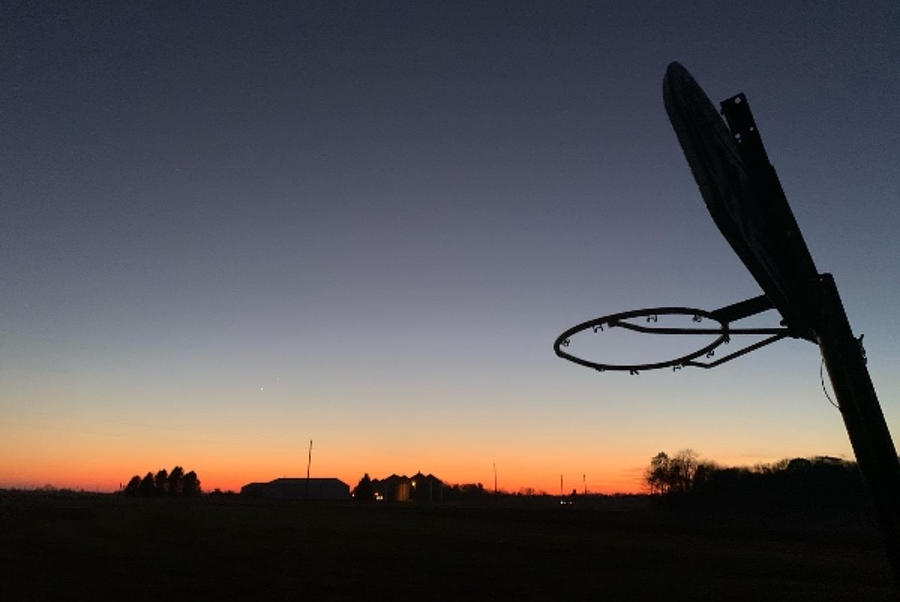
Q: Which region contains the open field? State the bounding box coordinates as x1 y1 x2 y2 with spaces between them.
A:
0 492 893 601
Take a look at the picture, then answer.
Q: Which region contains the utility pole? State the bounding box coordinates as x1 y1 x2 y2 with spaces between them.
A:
305 439 312 501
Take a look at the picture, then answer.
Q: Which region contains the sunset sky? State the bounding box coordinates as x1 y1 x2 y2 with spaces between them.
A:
3 1 899 494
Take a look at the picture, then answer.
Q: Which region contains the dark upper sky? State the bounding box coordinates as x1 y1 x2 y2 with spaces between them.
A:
3 1 899 490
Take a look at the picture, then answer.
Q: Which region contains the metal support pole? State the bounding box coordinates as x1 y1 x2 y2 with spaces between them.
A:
817 273 900 579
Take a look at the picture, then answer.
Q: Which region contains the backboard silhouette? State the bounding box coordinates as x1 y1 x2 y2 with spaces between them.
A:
663 62 819 340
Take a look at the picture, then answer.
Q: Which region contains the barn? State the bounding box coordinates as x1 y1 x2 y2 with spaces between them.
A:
240 478 350 500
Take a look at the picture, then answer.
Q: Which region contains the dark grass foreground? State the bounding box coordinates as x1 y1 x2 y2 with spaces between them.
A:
0 493 893 601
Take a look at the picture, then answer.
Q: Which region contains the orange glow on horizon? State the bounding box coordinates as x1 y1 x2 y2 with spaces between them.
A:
0 456 649 496
1 415 829 495
2 445 854 495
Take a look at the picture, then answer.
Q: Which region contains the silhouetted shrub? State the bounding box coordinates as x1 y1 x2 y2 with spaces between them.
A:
167 466 184 496
182 471 201 496
353 474 375 502
124 476 142 496
154 469 169 495
121 466 202 497
139 472 156 496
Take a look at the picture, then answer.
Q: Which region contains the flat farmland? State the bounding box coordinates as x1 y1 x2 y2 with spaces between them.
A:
0 493 893 601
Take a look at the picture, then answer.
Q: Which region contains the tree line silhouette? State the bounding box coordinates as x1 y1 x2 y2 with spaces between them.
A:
123 466 201 497
646 449 866 510
352 472 488 503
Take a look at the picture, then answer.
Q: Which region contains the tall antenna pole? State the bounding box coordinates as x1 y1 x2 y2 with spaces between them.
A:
305 439 312 501
493 462 497 494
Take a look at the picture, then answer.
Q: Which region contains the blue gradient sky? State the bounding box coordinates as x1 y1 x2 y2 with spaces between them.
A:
3 1 899 493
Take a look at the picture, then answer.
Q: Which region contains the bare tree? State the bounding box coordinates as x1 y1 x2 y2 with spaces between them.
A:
646 451 671 494
645 449 700 494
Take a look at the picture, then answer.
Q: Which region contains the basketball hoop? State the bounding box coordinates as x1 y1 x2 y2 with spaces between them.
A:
553 294 792 373
552 61 900 579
